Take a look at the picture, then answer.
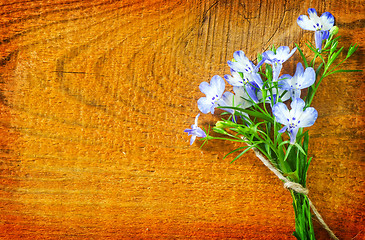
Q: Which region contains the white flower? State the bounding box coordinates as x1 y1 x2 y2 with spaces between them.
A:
297 8 335 51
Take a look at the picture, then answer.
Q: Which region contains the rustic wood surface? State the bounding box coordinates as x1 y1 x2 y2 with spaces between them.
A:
0 0 364 239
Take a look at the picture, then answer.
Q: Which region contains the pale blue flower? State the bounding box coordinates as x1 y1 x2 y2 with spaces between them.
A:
197 75 225 114
279 62 316 99
297 8 334 51
227 50 263 88
184 114 207 145
224 69 248 87
272 98 318 144
262 46 297 81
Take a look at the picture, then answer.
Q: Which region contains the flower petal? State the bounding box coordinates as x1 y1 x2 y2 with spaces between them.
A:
289 127 299 144
233 50 249 63
307 8 318 18
184 128 193 135
195 128 206 138
224 70 244 87
276 46 290 56
262 50 275 62
315 30 323 50
256 57 266 70
294 62 304 77
272 63 283 81
199 81 213 96
194 113 201 126
322 30 330 40
197 97 212 114
233 87 247 103
245 84 260 103
252 72 263 88
297 107 318 128
293 89 301 99
272 102 290 125
320 12 335 30
227 61 245 73
190 135 197 145
199 75 225 97
297 15 316 31
290 98 305 117
299 67 316 89
278 125 288 133
210 75 225 96
278 74 293 90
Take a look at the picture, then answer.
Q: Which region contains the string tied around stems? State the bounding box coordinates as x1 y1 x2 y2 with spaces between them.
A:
244 138 339 240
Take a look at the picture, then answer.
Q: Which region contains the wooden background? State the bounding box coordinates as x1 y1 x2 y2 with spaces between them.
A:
0 0 364 239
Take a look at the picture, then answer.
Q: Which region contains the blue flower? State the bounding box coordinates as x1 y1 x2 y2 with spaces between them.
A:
297 8 335 51
279 62 316 99
197 75 225 114
184 114 207 145
262 46 297 81
227 50 263 88
272 98 318 144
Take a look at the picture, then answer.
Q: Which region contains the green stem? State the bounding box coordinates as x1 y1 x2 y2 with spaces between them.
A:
292 192 316 240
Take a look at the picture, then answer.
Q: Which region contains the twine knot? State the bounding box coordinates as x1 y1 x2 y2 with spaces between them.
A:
283 181 309 195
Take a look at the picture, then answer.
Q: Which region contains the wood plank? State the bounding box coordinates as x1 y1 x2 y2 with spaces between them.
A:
0 0 364 239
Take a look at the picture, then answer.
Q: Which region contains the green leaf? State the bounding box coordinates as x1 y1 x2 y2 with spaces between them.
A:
330 40 338 55
278 140 290 148
295 43 308 68
230 144 259 163
328 46 343 66
223 146 247 159
283 144 294 161
314 52 327 67
347 43 359 58
326 69 362 76
294 143 307 156
306 41 317 53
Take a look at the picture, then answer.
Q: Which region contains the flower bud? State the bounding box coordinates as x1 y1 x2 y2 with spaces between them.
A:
213 126 228 135
215 120 237 129
215 121 226 129
330 26 339 36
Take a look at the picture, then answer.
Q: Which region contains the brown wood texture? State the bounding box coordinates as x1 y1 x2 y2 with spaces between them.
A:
0 0 364 239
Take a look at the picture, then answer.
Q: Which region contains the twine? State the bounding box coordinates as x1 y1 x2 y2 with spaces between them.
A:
245 139 339 240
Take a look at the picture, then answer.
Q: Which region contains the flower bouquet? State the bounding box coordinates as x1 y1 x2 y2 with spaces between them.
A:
184 8 360 240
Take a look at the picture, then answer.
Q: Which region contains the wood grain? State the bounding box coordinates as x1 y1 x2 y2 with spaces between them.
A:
0 0 364 239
